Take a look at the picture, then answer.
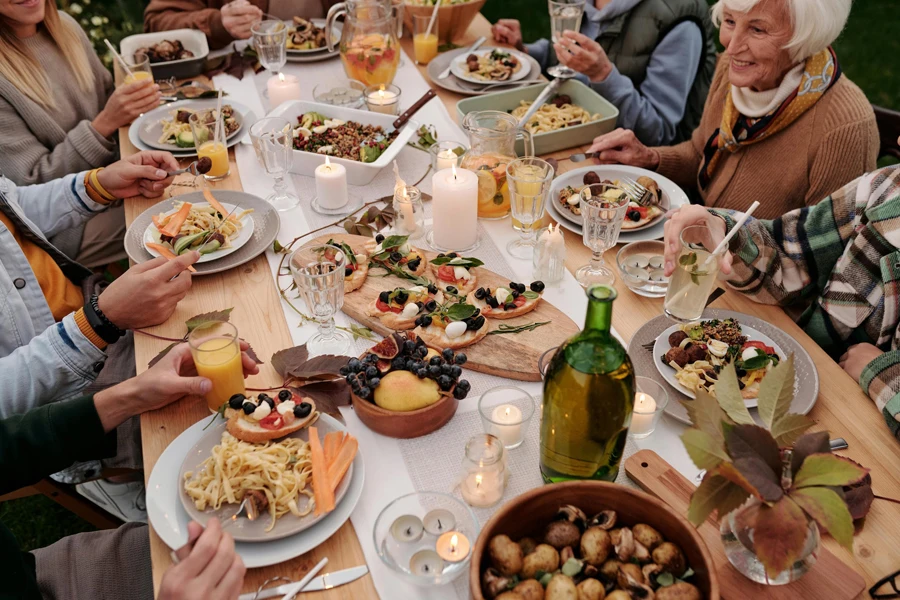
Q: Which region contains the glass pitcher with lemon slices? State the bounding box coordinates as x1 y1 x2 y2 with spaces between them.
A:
459 111 534 220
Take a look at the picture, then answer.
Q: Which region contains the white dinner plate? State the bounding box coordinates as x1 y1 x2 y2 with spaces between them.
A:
450 48 531 85
143 201 255 264
548 165 689 242
653 322 786 409
138 103 244 151
146 413 365 568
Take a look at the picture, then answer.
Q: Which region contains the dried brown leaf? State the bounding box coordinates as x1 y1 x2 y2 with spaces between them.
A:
753 497 810 578
790 431 830 476
688 473 750 526
271 345 309 379
185 308 234 332
718 459 783 503
290 379 351 416
724 423 782 476
148 341 180 368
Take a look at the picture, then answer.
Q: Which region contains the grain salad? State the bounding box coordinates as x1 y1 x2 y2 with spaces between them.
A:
292 111 399 163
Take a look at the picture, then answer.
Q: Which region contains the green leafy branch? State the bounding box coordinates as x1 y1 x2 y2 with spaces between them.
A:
487 321 550 335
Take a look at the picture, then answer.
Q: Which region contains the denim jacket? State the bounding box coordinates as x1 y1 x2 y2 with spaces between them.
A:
0 173 108 417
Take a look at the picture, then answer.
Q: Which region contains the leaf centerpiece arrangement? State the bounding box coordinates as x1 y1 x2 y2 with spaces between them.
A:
681 357 872 580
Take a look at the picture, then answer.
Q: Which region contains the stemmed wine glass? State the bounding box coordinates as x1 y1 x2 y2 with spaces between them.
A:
547 0 585 80
575 183 629 287
249 117 299 211
289 242 352 357
252 19 288 87
506 157 554 259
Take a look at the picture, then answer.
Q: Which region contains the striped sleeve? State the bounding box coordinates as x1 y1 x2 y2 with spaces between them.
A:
859 350 900 440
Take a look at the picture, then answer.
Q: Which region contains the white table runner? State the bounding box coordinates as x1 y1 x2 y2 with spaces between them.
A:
212 48 700 599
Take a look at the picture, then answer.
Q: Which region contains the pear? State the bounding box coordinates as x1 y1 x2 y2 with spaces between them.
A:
373 370 441 412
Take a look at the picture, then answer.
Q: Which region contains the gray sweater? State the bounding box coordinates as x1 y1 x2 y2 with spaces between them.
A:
0 13 117 186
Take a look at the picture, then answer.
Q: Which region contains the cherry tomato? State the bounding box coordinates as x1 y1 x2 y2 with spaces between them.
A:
375 299 402 313
259 413 283 430
514 295 527 307
437 265 457 282
742 340 776 355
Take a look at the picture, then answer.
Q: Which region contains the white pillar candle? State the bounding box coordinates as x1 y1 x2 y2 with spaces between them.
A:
366 87 399 115
435 149 458 172
314 155 349 209
267 72 301 108
431 165 478 251
630 392 657 436
489 404 523 447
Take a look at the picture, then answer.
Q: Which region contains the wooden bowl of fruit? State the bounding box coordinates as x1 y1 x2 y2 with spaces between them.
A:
345 332 471 438
470 481 719 600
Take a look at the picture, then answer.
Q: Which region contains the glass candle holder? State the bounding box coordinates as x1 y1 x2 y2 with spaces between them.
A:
312 79 367 109
429 141 466 173
393 185 425 239
373 491 478 586
478 386 535 449
365 84 401 115
457 434 509 508
532 224 567 284
628 377 669 439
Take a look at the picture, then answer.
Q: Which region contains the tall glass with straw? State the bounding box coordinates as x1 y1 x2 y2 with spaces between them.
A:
190 91 229 180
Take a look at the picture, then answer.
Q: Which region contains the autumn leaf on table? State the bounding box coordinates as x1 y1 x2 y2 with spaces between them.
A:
751 496 811 578
688 473 750 526
290 379 351 417
715 363 754 425
186 308 234 332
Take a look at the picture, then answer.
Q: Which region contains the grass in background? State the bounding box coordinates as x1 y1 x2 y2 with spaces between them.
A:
0 495 97 552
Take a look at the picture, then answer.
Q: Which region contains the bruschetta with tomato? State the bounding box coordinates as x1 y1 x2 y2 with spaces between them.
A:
223 390 318 443
324 239 368 293
621 202 663 230
466 281 545 319
413 300 488 350
365 285 444 330
365 234 426 277
428 254 482 295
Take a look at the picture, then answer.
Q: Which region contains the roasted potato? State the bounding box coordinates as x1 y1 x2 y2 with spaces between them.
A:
576 578 605 600
580 527 612 566
522 544 560 579
545 574 578 600
490 534 524 576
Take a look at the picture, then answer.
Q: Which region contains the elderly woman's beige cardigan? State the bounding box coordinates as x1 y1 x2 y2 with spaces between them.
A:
654 56 878 219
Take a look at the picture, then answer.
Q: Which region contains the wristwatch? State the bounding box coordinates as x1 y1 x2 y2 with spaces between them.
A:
84 294 126 344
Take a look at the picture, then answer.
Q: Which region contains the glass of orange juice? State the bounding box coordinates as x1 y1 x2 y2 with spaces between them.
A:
189 111 230 180
412 13 439 65
188 321 246 413
116 53 153 87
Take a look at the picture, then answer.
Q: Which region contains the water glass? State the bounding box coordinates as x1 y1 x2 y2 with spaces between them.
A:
412 13 439 65
393 185 425 238
429 141 465 172
189 111 229 180
664 224 721 323
252 20 288 73
188 321 245 413
628 377 668 439
115 53 154 87
289 242 352 356
575 183 629 287
547 0 584 79
478 386 536 449
312 79 367 109
249 117 299 211
506 157 554 260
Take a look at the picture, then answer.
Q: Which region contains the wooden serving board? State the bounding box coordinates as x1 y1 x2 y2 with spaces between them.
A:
624 450 866 600
318 233 579 381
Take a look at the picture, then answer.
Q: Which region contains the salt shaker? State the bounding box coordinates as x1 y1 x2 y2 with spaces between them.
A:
533 224 566 284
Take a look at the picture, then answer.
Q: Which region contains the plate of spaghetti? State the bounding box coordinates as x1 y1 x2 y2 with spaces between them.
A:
143 190 255 263
179 413 356 541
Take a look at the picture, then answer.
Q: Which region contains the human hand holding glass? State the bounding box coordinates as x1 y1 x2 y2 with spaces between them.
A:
547 0 584 79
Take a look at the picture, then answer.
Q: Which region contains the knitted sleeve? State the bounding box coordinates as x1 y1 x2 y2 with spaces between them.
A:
144 0 234 50
804 109 879 208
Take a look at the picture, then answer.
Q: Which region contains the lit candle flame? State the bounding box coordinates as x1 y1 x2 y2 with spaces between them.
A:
504 407 511 417
451 163 458 180
475 474 482 488
278 72 285 82
324 155 331 172
378 83 386 100
450 534 458 554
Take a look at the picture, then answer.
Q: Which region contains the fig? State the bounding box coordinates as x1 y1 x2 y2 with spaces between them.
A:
371 336 400 359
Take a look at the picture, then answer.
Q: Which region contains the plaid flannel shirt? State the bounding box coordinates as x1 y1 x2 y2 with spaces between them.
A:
713 165 900 439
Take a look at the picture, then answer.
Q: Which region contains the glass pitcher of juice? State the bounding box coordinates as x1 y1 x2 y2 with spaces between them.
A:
326 0 400 87
460 111 534 219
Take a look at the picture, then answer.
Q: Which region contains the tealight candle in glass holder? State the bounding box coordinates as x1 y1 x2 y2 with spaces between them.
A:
478 386 535 449
429 141 466 172
628 377 668 439
393 185 425 239
533 223 566 285
457 434 508 508
365 84 401 115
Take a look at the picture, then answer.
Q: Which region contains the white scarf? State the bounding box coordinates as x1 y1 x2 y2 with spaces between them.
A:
730 62 806 118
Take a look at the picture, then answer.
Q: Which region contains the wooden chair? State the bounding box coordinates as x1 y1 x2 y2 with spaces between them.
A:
874 105 900 160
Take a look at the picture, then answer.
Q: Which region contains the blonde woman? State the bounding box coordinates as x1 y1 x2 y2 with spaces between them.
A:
0 0 162 187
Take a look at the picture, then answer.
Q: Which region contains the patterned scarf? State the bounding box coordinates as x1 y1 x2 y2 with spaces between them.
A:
699 47 841 189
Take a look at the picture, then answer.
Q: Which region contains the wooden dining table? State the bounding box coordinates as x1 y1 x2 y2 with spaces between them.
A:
121 13 900 599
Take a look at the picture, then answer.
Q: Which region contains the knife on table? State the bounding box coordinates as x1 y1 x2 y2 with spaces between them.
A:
438 36 486 79
237 565 369 600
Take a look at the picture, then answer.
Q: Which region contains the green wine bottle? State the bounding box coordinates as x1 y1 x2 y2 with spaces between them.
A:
540 285 635 483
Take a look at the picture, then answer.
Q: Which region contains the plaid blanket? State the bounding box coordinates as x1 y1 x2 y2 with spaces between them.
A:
715 165 900 439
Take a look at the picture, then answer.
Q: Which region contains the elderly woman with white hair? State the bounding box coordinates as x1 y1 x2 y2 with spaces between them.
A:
588 0 879 219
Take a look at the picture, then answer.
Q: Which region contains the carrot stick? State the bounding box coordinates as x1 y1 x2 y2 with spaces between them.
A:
202 189 238 221
145 243 197 272
323 431 343 467
327 435 358 494
309 427 335 516
159 202 192 237
152 214 171 231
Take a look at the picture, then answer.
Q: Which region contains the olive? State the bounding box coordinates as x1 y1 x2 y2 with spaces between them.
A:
438 375 453 391
511 290 520 299
430 356 443 366
628 210 641 221
447 252 458 258
257 393 270 401
427 283 438 295
375 233 385 243
242 402 256 414
455 353 468 365
530 281 545 293
474 287 486 300
344 266 353 277
508 281 518 290
467 318 479 331
395 290 409 304
407 259 421 270
390 251 403 262
486 296 500 309
421 315 433 327
446 285 458 294
425 300 437 312
504 302 516 311
293 402 313 418
228 394 245 409
473 316 486 329
369 377 381 389
442 348 455 361
437 253 445 258
417 368 428 379
378 290 391 303
414 317 423 327
277 389 292 402
365 366 378 378
428 365 442 378
403 340 417 354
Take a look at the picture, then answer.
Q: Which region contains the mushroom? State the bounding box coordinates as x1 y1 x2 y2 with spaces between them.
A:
489 534 524 576
606 593 630 600
560 546 575 563
522 544 560 579
545 520 582 550
642 563 662 586
513 579 545 600
654 582 701 600
545 574 578 600
556 505 588 529
652 543 687 577
633 541 652 564
496 593 525 600
580 527 612 566
633 525 664 551
620 568 655 600
588 510 617 530
519 537 538 556
575 578 605 600
482 568 513 599
614 527 636 562
599 559 622 582
616 563 645 590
